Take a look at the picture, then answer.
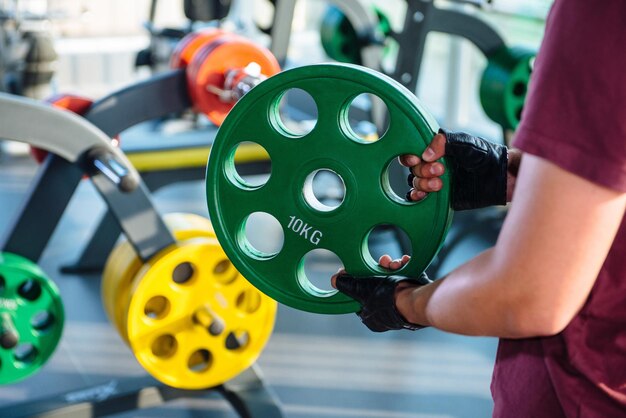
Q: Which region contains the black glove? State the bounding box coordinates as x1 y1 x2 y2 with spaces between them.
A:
335 273 431 332
440 129 508 211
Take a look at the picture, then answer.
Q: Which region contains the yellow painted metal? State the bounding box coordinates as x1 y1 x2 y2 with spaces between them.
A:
101 213 276 389
127 147 211 171
125 143 270 172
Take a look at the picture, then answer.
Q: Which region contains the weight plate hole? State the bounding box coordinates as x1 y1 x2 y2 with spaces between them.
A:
382 157 422 205
214 259 237 285
303 169 346 212
172 262 195 284
151 334 177 359
144 296 171 320
188 349 212 373
241 212 284 259
0 275 5 293
297 249 342 296
214 259 230 274
226 141 271 189
17 279 42 301
208 320 225 336
516 106 524 123
31 311 55 333
365 224 413 273
225 330 250 350
512 81 526 97
343 93 389 144
236 290 262 314
14 343 38 365
272 88 318 138
0 330 18 349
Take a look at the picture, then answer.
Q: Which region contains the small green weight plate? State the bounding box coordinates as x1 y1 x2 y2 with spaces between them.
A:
0 253 64 384
320 6 362 65
320 6 391 65
206 63 452 314
480 46 536 131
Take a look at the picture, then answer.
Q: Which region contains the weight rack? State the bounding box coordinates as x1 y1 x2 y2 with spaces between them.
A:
0 92 283 418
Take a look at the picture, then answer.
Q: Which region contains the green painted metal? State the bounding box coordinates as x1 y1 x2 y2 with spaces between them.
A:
0 252 64 384
480 46 536 131
320 6 391 65
206 63 453 314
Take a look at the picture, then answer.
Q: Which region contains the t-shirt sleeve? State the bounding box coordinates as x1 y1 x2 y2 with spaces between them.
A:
512 0 626 192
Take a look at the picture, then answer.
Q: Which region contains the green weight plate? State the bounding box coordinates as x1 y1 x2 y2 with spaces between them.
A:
0 253 64 384
320 6 392 65
480 46 536 131
206 63 453 314
320 6 363 65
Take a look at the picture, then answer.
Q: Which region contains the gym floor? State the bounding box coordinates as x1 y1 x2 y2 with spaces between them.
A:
0 126 503 417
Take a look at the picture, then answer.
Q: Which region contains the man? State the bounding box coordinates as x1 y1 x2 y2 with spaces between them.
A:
332 1 626 416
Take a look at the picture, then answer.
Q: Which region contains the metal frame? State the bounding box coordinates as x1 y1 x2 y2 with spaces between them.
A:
0 93 176 263
0 365 282 418
85 70 191 137
0 93 133 164
389 0 505 93
269 0 383 69
1 71 194 264
267 0 505 91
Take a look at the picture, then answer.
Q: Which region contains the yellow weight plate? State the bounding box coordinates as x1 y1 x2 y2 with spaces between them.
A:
102 239 142 339
102 213 216 340
126 237 276 389
162 212 216 239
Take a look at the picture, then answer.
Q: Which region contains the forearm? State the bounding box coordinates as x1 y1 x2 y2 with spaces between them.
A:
396 249 526 337
399 245 601 338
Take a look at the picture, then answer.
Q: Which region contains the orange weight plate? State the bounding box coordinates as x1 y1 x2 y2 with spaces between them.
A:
187 38 280 126
170 28 231 69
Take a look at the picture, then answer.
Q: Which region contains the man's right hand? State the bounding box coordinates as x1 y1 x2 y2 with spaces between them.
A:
403 129 521 210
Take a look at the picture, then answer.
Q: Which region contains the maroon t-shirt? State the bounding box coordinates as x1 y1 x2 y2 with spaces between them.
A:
492 0 626 416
